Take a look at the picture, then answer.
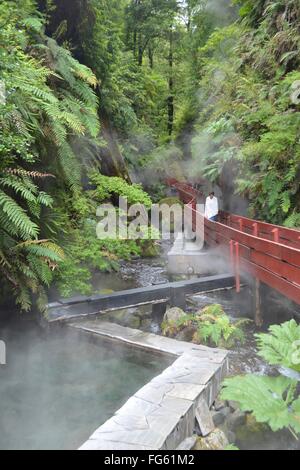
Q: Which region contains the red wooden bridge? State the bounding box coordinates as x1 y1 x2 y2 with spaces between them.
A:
167 179 300 306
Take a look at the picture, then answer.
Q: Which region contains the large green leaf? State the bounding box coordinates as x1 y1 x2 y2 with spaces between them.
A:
221 375 300 433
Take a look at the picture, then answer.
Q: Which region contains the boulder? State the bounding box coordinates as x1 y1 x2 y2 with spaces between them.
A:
109 309 141 329
226 410 247 432
175 326 196 342
211 407 231 427
228 400 240 412
224 430 236 444
163 307 185 323
140 318 152 330
127 315 141 329
193 429 229 451
213 398 227 411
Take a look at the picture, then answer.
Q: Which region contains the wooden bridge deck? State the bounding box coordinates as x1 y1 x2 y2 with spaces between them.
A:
168 179 300 305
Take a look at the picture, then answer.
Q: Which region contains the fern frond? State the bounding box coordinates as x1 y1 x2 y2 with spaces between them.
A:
5 168 55 179
14 285 32 312
71 63 98 87
23 244 64 262
18 82 58 105
36 192 53 207
0 190 39 239
60 111 85 134
27 254 54 286
0 176 38 202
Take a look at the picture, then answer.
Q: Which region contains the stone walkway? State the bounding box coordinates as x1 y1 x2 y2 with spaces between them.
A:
70 321 228 450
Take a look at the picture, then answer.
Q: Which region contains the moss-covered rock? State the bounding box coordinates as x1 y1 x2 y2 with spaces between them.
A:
163 307 185 323
193 429 229 450
175 326 197 342
108 309 141 329
142 242 160 258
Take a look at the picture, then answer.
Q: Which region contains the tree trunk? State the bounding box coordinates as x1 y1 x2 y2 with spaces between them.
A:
148 46 154 68
187 4 191 32
138 33 143 66
133 30 137 59
167 28 174 136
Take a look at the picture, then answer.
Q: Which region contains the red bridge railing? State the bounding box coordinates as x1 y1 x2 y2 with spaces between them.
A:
167 179 300 305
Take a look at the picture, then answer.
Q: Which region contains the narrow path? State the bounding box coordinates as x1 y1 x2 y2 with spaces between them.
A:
168 179 300 305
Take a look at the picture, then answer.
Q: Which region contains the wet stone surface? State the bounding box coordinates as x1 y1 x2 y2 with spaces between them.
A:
74 322 228 450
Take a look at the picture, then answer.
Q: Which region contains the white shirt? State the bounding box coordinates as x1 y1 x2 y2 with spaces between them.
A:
205 196 219 219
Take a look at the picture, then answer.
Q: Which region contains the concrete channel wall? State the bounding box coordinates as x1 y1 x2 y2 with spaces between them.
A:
46 274 235 323
71 321 228 450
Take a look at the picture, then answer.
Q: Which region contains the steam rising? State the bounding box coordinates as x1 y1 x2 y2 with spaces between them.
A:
0 321 170 450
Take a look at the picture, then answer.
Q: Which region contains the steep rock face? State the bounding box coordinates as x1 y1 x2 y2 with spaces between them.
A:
99 113 131 181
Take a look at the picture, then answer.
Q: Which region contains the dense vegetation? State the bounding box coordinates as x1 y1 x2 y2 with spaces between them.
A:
192 0 300 225
162 303 250 348
1 0 300 312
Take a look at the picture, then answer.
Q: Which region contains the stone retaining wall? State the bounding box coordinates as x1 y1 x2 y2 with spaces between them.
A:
71 321 228 450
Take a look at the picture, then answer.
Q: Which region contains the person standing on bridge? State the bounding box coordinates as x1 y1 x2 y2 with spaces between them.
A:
205 192 219 222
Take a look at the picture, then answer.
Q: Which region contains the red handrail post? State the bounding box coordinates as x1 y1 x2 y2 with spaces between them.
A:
235 242 241 293
229 240 234 270
238 218 243 232
253 223 258 237
272 228 279 243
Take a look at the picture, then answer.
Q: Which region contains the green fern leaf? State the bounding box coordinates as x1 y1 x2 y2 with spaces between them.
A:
0 190 39 239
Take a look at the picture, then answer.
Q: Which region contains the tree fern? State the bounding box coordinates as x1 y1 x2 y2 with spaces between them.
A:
0 0 100 311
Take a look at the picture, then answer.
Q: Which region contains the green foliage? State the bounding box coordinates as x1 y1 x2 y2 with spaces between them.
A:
255 319 300 372
161 313 194 337
52 176 156 298
222 374 300 434
192 4 300 226
224 444 239 450
0 0 100 311
162 304 249 349
5 0 300 313
89 171 152 207
193 304 250 348
221 320 300 437
55 219 142 298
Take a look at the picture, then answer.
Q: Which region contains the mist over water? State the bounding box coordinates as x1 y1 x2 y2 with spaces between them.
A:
0 320 171 450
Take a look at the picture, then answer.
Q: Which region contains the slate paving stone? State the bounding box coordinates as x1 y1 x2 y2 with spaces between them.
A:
195 398 215 437
72 321 228 450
